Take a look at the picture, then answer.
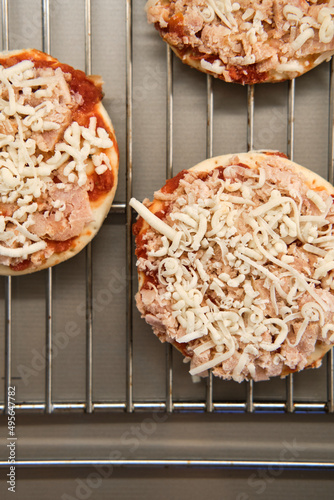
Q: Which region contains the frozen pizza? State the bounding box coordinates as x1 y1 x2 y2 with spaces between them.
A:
131 151 334 382
0 49 119 275
146 0 334 84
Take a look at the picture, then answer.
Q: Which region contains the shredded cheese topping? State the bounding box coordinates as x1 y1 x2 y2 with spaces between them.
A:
0 58 113 267
132 159 334 382
147 1 334 82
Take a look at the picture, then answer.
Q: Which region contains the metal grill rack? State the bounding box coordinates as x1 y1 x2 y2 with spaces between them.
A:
0 0 334 476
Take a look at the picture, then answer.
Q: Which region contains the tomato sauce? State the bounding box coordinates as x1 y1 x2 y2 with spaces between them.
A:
10 259 31 272
0 52 102 118
167 12 185 37
88 168 114 202
135 231 148 260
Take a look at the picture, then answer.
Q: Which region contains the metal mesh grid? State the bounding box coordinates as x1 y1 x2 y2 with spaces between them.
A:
0 0 334 471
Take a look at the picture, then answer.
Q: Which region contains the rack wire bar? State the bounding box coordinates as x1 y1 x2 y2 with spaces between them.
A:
206 74 214 413
247 85 254 152
0 458 333 469
1 0 11 417
286 78 296 414
1 0 8 51
84 0 94 414
287 79 295 162
126 0 134 413
41 0 53 415
166 45 174 413
246 85 255 413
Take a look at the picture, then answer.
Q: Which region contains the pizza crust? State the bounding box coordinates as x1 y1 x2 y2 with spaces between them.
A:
146 1 334 84
133 151 334 381
0 49 119 275
189 152 334 376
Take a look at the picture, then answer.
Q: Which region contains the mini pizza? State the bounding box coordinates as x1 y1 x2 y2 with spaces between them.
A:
131 151 334 382
0 49 119 275
146 0 334 84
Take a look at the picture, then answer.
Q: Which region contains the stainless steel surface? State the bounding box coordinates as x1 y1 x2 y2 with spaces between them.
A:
0 0 334 498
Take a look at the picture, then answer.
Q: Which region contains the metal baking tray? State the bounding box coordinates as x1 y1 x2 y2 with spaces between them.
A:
0 1 334 499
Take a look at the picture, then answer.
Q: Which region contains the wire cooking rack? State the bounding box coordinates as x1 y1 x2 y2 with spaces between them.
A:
0 0 334 471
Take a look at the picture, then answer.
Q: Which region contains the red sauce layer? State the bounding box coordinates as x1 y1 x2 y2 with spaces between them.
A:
228 64 268 84
142 273 159 288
